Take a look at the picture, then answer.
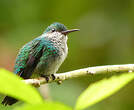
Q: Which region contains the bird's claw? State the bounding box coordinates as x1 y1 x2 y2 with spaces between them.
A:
41 74 49 83
51 74 55 80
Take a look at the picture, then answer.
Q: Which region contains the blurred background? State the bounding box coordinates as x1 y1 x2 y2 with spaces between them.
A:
0 0 134 110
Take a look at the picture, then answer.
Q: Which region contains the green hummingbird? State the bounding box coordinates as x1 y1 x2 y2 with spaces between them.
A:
2 22 79 105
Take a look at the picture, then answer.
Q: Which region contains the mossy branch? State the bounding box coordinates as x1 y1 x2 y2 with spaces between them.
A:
24 64 134 87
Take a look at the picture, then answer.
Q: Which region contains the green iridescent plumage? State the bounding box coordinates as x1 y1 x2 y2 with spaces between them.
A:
14 22 67 77
44 22 67 33
2 22 79 106
14 38 41 75
14 37 59 78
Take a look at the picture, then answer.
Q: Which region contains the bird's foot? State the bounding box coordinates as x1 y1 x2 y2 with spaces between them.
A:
41 74 49 83
41 74 56 83
51 74 55 80
50 74 62 84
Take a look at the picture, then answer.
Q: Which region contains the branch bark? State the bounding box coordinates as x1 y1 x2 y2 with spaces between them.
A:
24 64 134 87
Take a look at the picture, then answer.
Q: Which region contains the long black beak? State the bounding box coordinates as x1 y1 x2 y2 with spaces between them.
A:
61 29 80 35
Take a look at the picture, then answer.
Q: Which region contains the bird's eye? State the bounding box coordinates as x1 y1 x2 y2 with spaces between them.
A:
52 28 56 32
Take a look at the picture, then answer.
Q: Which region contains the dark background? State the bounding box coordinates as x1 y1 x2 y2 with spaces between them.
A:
0 0 134 110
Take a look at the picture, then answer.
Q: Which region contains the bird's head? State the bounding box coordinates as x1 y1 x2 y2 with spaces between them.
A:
44 22 79 35
43 22 79 43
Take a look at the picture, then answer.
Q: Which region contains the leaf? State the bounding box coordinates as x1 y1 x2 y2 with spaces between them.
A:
15 102 72 110
75 73 134 110
0 68 43 104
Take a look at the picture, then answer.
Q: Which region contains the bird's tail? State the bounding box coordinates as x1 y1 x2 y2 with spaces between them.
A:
2 96 18 106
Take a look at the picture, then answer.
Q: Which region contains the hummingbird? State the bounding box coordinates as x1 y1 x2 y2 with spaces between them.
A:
2 22 79 105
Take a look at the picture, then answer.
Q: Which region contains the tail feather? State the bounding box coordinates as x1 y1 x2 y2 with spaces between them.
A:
2 96 18 106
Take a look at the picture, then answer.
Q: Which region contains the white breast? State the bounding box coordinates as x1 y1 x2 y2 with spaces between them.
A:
45 32 68 75
51 36 68 74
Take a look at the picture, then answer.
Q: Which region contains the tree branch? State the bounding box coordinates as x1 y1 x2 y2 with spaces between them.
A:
24 64 134 87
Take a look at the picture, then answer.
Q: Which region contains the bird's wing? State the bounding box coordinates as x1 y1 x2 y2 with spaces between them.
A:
2 38 45 106
14 38 45 79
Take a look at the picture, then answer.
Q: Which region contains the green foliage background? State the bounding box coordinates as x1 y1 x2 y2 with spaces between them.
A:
0 0 134 110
